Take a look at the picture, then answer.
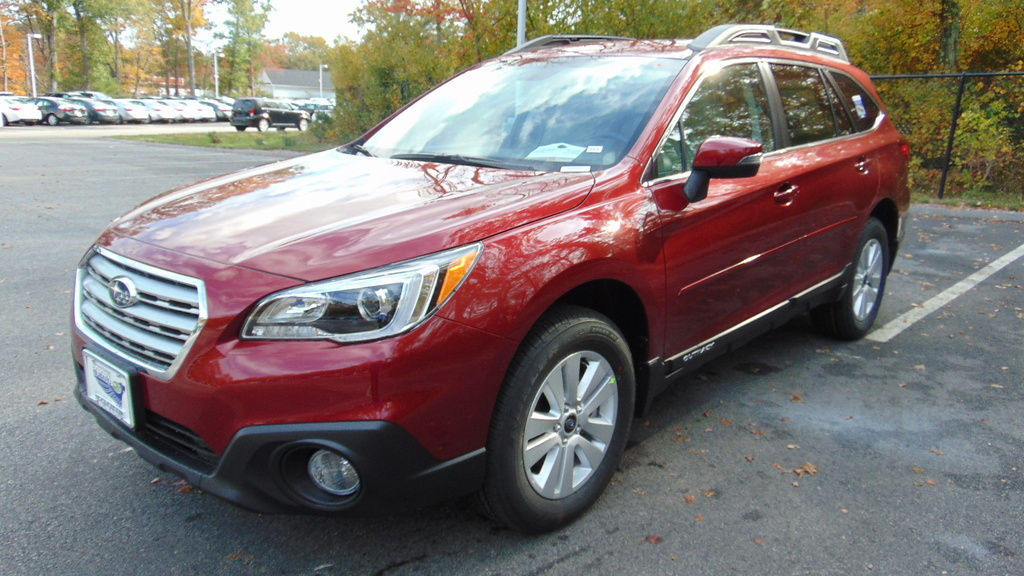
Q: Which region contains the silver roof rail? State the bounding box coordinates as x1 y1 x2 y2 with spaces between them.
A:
689 24 849 63
504 34 633 56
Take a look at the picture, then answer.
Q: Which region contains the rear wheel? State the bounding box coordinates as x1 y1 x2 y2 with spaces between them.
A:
475 305 634 533
235 126 246 132
46 113 59 126
257 118 270 132
297 118 309 132
812 217 889 340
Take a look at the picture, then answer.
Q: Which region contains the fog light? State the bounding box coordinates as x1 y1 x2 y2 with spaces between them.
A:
308 450 360 496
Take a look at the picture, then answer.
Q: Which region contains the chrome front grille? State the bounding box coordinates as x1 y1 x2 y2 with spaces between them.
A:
75 247 207 379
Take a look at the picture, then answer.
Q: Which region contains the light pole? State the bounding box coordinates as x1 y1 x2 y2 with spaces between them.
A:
26 33 42 97
212 52 220 99
319 64 328 100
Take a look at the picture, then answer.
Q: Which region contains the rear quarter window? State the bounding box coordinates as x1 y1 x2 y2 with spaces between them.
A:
829 72 882 132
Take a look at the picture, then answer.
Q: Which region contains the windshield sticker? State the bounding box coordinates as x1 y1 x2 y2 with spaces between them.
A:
852 94 868 119
527 143 587 162
560 165 591 173
586 145 604 154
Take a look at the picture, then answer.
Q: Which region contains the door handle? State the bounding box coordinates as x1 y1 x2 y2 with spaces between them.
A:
774 184 799 205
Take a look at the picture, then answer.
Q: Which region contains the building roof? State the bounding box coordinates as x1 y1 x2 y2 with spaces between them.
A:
261 68 334 93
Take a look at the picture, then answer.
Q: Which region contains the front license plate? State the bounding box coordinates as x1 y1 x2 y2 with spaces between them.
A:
84 350 136 429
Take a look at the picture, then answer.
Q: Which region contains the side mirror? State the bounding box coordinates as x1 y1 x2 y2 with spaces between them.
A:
684 137 764 203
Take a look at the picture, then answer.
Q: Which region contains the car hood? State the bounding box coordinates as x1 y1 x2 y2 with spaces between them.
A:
107 150 595 281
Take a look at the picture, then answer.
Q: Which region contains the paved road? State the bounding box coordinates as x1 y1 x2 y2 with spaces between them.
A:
1 131 1022 575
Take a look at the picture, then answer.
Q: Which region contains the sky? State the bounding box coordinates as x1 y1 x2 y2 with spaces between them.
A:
262 0 364 42
202 0 364 50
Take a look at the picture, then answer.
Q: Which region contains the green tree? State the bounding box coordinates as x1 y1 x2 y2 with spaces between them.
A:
220 0 270 95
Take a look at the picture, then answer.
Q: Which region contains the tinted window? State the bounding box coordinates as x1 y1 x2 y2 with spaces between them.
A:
234 99 258 111
830 72 881 132
771 64 836 146
654 63 774 178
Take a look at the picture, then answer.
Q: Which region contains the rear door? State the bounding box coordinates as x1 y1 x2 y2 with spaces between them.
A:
764 62 880 289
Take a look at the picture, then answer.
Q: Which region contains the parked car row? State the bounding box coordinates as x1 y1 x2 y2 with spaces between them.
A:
0 91 237 127
2 92 334 130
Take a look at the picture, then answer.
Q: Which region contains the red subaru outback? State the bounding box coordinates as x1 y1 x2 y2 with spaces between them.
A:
73 24 910 533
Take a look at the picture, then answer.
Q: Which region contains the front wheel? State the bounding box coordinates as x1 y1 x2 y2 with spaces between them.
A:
46 114 60 126
256 118 270 132
812 217 889 340
235 126 246 132
475 305 635 533
297 118 309 131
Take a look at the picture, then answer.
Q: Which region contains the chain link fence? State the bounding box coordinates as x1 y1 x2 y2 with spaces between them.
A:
871 72 1024 203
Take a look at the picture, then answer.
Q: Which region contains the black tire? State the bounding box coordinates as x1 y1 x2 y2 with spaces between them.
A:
1 114 7 127
46 113 60 126
812 217 889 340
257 118 270 132
297 118 309 132
475 305 635 533
235 126 246 132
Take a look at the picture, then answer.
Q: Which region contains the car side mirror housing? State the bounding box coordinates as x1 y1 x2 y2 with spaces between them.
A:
684 137 764 203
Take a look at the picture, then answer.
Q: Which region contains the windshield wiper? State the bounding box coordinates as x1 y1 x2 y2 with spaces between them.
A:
390 153 536 171
342 142 374 157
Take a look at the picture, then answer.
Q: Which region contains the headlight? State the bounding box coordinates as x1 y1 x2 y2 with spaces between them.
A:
242 243 481 342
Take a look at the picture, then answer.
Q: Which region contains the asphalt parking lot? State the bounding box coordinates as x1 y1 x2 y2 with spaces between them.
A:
1 130 1022 576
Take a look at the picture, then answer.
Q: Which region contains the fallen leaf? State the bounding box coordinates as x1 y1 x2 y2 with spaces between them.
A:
792 481 799 487
704 490 716 498
150 478 162 484
633 488 646 495
703 411 713 418
912 467 925 474
929 449 945 456
780 417 791 423
787 444 800 450
645 535 663 544
752 429 765 435
755 539 765 545
925 480 937 486
684 495 697 504
37 400 49 406
899 382 908 388
695 515 705 522
721 419 732 426
991 385 1004 389
790 393 804 403
745 455 755 462
178 485 194 493
915 364 926 371
794 462 819 477
840 508 849 514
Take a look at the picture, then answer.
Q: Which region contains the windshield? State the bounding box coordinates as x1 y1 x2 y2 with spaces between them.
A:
362 56 685 172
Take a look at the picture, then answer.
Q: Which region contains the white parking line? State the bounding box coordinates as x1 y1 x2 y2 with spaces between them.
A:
867 240 1024 343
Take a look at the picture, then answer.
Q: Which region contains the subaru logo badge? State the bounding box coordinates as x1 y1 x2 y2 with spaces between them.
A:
108 276 139 308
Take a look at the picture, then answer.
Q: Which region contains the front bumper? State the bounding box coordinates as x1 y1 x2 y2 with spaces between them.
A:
75 365 486 514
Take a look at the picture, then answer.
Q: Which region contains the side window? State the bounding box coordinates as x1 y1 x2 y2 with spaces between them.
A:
653 63 774 179
830 72 882 132
824 78 855 136
770 64 837 146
